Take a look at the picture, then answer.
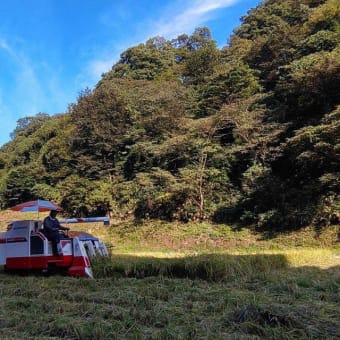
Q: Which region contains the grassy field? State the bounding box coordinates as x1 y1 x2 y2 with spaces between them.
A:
0 211 339 339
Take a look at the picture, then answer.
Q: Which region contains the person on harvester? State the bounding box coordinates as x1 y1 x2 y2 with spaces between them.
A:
43 210 70 256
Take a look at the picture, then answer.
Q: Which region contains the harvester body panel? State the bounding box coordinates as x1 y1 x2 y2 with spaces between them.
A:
0 218 109 277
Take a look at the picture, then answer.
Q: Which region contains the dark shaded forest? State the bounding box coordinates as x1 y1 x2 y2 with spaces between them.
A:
0 0 339 231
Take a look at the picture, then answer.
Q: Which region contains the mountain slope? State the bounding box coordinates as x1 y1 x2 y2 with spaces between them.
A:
0 0 339 231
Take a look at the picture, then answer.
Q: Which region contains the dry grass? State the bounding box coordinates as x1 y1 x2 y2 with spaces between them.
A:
0 211 339 338
0 257 339 339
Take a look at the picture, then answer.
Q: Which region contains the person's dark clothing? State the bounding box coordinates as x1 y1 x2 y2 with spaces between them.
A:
43 215 68 255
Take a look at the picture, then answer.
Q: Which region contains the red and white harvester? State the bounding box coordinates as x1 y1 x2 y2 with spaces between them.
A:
0 217 109 278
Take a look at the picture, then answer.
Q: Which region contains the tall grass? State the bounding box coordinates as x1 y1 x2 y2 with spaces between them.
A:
92 253 288 281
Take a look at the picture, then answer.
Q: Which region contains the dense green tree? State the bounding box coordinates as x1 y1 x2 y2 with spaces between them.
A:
274 49 340 119
2 166 37 207
195 62 262 116
69 83 132 179
307 0 340 33
102 37 176 81
179 28 220 85
10 113 51 139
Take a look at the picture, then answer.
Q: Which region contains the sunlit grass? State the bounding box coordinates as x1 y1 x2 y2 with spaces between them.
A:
280 248 340 268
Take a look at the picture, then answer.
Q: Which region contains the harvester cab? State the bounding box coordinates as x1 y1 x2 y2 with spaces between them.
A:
0 217 109 278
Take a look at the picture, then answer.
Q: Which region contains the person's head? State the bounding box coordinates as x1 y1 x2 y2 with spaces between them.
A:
50 210 58 218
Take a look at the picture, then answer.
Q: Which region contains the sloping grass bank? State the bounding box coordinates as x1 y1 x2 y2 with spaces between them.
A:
105 220 340 253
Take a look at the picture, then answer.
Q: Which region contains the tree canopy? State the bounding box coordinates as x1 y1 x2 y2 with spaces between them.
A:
1 0 339 231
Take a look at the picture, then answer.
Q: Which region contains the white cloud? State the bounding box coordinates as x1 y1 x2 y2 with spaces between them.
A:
152 0 240 39
88 58 115 81
0 39 67 142
0 38 19 61
74 55 115 91
0 39 9 50
0 39 37 116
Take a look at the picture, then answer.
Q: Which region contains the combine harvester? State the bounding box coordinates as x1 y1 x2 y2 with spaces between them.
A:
0 217 109 278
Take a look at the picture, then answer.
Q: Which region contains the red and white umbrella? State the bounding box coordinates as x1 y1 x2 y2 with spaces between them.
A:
10 200 63 212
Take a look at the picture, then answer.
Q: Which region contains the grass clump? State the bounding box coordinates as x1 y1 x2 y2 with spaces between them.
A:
92 252 288 281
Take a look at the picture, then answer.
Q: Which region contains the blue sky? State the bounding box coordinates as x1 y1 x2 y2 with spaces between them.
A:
0 0 262 147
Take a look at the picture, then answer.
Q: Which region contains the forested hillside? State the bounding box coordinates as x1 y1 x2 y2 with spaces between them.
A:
0 0 339 231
